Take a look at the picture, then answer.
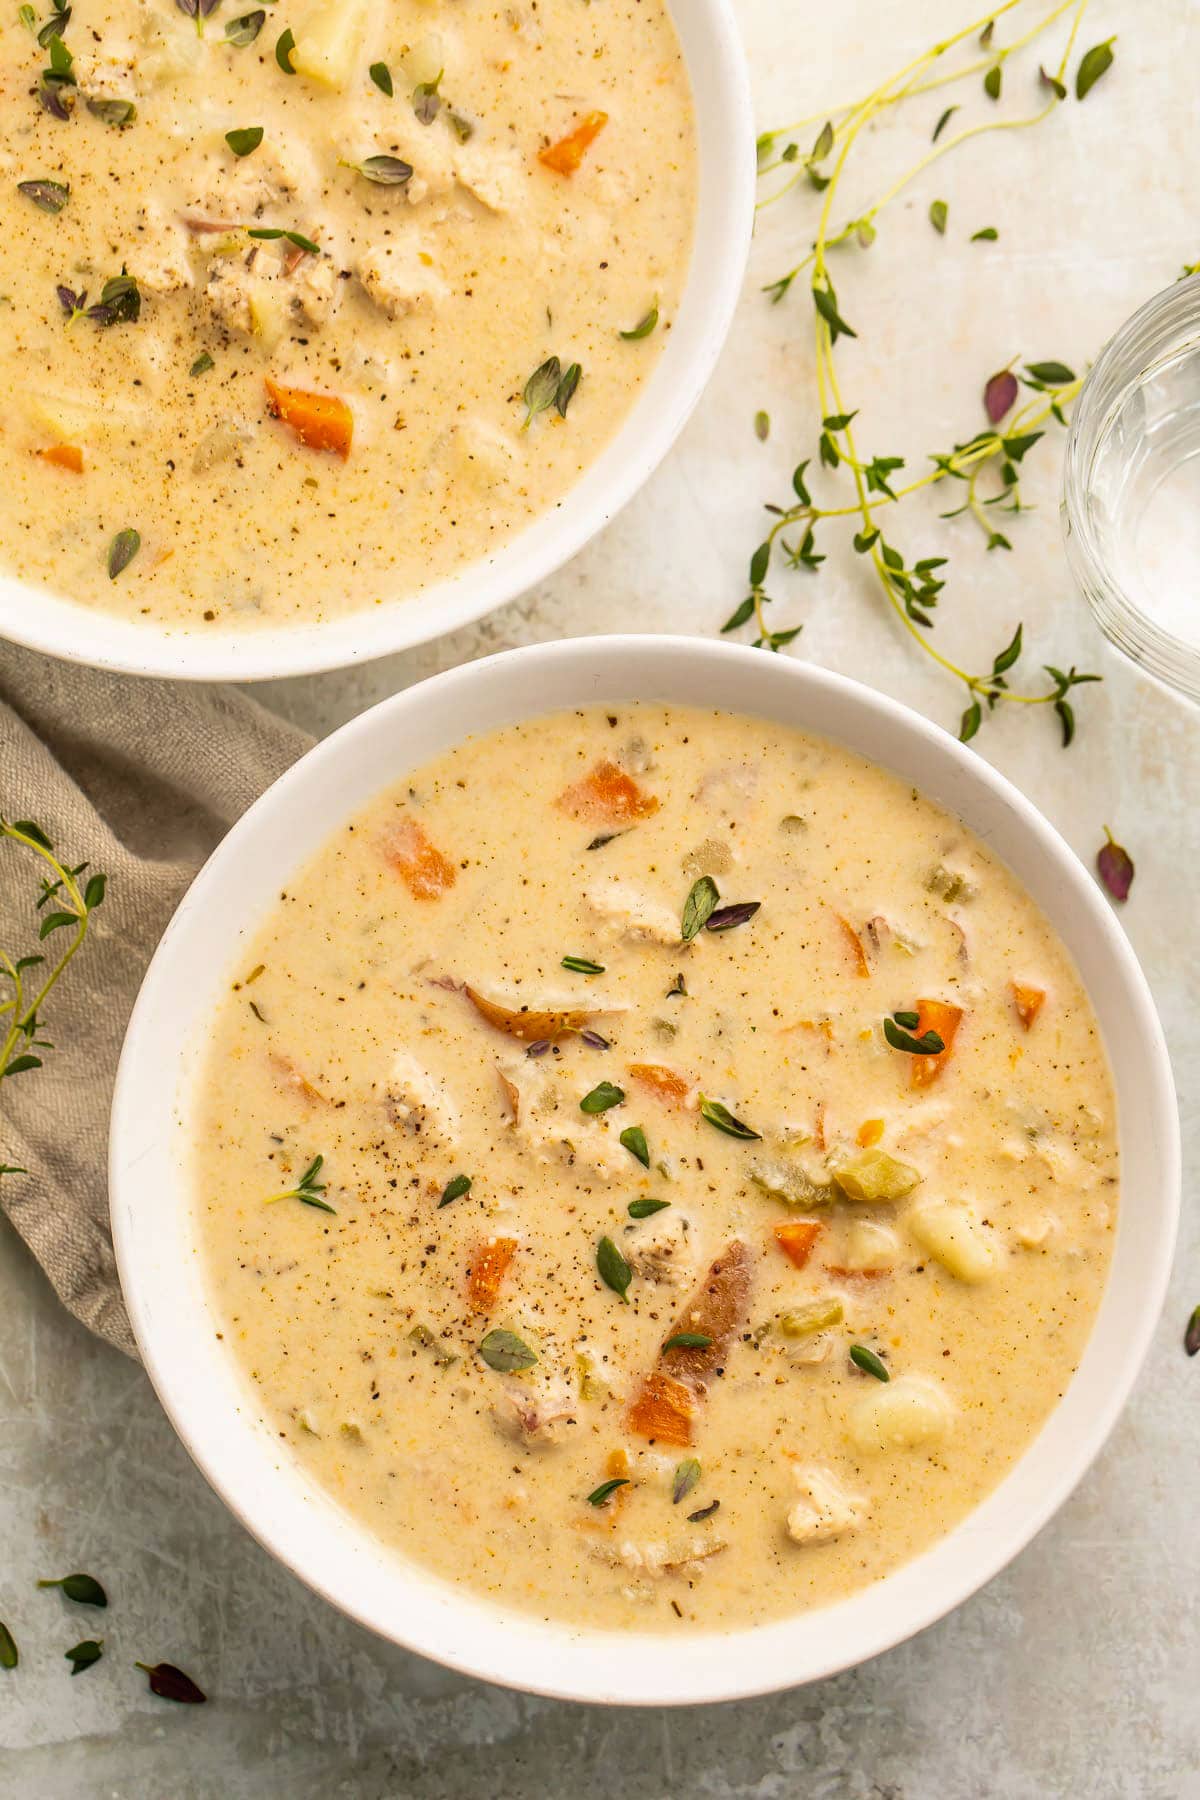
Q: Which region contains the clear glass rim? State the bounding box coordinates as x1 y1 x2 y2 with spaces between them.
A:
1062 272 1200 703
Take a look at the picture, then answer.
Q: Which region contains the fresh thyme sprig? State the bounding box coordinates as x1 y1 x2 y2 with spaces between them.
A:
264 1153 334 1213
0 820 106 1114
735 0 1113 743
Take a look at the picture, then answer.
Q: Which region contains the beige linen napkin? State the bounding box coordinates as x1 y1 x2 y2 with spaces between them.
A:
0 641 312 1356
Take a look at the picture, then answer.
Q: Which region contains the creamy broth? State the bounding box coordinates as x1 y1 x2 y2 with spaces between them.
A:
1 0 695 627
195 706 1117 1631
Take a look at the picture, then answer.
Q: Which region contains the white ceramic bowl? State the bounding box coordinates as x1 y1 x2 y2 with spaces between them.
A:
110 638 1179 1705
0 3 753 685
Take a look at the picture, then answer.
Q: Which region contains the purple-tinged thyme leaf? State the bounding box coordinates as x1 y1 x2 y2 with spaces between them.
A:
705 901 761 933
984 369 1018 424
135 1661 207 1703
1097 828 1134 902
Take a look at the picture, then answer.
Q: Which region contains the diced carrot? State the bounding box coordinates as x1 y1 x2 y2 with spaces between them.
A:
627 1371 693 1446
627 1062 693 1107
466 986 593 1042
269 1051 328 1107
467 1236 517 1312
857 1117 885 1147
538 109 608 176
35 444 84 473
910 998 964 1088
773 1220 822 1270
555 759 659 824
836 913 870 978
383 816 456 900
1011 981 1046 1031
264 375 353 458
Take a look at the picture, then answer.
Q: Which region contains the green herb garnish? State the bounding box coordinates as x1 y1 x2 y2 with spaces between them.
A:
562 955 604 975
971 226 999 241
274 26 295 71
585 1477 628 1507
0 1623 17 1670
410 1323 458 1366
0 820 106 1090
478 1328 537 1373
86 96 135 124
628 1197 669 1218
107 528 140 580
18 178 69 213
883 1011 944 1055
38 1573 107 1607
264 1154 334 1213
225 125 263 157
65 1639 103 1675
521 356 560 429
135 1661 207 1704
555 362 582 417
681 875 719 942
687 1499 720 1523
698 1095 760 1141
850 1344 890 1382
246 226 319 253
664 1333 712 1351
619 1125 649 1167
672 1458 701 1504
1185 1304 1200 1358
1076 37 1115 101
412 69 442 124
369 59 392 95
580 1080 623 1114
341 152 414 186
438 1173 472 1208
190 351 214 376
619 301 658 341
596 1235 632 1301
224 9 265 44
929 198 947 234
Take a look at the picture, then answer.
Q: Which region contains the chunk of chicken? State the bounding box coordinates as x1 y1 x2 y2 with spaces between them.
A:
289 254 340 329
191 137 318 220
590 1535 727 1577
499 1060 627 1179
491 1370 576 1447
357 239 450 319
454 140 527 213
586 880 680 947
625 1213 696 1288
126 206 193 297
73 45 137 105
205 258 257 336
384 1050 459 1147
786 1465 867 1544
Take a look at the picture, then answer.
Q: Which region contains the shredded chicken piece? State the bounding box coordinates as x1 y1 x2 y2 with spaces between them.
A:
499 1060 627 1178
205 259 257 335
289 254 339 328
384 1050 459 1147
785 1465 868 1545
586 880 680 946
491 1371 577 1447
625 1213 696 1288
191 137 317 219
126 210 194 296
357 239 450 318
454 140 527 213
590 1535 727 1577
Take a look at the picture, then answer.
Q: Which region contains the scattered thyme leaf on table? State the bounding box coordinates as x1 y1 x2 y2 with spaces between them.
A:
740 0 1110 744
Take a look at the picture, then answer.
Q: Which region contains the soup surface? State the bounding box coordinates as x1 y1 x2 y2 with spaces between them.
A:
1 0 695 627
195 705 1118 1631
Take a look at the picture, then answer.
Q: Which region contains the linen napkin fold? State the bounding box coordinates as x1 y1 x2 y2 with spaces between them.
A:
0 641 312 1357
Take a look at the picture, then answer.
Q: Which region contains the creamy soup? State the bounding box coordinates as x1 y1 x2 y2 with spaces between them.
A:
0 0 695 627
195 706 1117 1631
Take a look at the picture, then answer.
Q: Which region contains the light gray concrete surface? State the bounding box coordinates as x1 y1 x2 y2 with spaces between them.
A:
4 2 1199 1793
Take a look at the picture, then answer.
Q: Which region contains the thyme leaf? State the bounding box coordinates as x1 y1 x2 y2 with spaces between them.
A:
619 1124 649 1167
38 1573 107 1606
698 1095 760 1140
18 178 69 213
850 1343 890 1382
681 875 719 941
596 1234 632 1300
225 125 263 157
883 1012 944 1056
562 955 604 974
1076 38 1115 101
0 1623 17 1670
478 1328 537 1373
65 1638 103 1675
628 1197 669 1218
264 1154 334 1213
672 1458 701 1504
135 1661 207 1704
438 1173 472 1207
107 528 140 579
619 301 658 341
580 1080 623 1114
224 10 264 44
585 1477 628 1506
369 60 392 96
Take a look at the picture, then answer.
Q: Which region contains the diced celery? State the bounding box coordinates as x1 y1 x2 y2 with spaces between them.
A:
829 1146 922 1204
779 1298 844 1337
750 1156 832 1207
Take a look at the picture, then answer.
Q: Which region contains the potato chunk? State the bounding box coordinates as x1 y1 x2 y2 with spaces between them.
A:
290 0 369 88
850 1375 955 1453
907 1200 1001 1283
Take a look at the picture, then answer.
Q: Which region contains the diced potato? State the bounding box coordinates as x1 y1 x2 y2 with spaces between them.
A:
249 283 288 353
828 1146 922 1204
842 1218 899 1273
26 390 147 446
850 1375 955 1453
907 1200 1001 1283
291 0 369 89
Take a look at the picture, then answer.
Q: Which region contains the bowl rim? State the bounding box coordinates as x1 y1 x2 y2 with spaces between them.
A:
110 637 1180 1705
0 0 754 685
